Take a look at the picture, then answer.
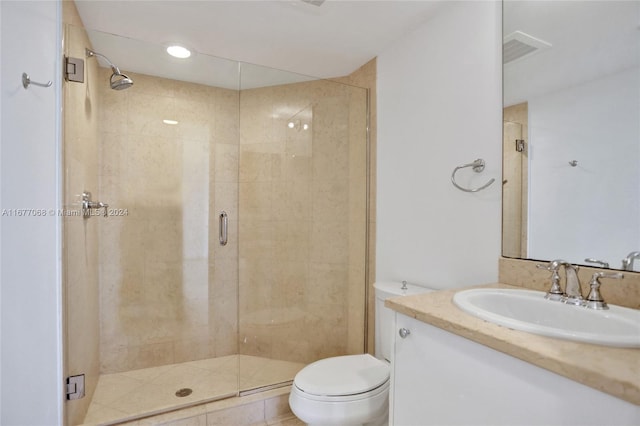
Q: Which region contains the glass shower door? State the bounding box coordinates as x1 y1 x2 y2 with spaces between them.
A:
63 23 242 425
237 63 369 393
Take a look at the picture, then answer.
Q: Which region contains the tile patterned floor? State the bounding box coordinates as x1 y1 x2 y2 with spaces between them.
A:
82 355 304 425
263 414 306 426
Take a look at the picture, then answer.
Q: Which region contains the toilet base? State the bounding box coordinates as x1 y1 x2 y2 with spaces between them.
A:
289 380 390 426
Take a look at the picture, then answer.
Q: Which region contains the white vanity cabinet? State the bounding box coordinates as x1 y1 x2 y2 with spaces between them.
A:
390 313 639 426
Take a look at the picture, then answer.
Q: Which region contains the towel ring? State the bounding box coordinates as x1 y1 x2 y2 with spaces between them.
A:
451 158 495 193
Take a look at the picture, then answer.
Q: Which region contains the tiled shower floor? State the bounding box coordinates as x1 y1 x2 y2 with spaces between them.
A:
82 355 305 425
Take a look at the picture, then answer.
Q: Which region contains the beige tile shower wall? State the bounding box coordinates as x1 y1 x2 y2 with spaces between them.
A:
238 79 368 364
97 70 239 373
63 3 101 424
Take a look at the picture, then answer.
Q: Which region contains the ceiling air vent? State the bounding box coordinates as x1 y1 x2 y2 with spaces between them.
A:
503 31 552 64
301 0 326 6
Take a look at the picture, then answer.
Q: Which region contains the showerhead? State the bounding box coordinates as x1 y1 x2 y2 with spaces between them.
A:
110 72 134 90
86 48 134 90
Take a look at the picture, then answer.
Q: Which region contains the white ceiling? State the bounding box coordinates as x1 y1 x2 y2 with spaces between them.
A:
74 1 638 95
74 0 446 86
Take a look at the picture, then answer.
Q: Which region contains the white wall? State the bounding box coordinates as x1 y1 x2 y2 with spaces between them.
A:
0 1 3 419
376 1 502 288
0 1 63 424
528 68 640 267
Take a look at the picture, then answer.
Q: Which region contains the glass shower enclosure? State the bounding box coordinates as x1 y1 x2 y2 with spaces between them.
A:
63 24 368 425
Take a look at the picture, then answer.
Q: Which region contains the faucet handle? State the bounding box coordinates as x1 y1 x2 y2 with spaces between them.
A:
538 259 571 272
81 191 109 219
584 272 624 310
584 258 610 269
537 262 565 301
594 272 624 281
537 259 564 271
98 202 109 217
536 263 553 271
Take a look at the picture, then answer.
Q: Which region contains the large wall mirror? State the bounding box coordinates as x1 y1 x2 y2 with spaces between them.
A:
502 1 640 271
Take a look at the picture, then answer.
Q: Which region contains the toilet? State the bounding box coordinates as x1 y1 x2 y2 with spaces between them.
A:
289 281 433 426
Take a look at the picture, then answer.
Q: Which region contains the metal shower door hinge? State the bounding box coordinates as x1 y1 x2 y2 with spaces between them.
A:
66 374 85 400
515 139 526 152
64 56 84 83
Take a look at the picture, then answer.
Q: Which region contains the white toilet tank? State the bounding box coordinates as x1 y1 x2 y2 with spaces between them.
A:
374 281 434 362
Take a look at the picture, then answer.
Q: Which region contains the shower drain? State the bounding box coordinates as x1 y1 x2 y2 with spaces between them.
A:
175 388 193 397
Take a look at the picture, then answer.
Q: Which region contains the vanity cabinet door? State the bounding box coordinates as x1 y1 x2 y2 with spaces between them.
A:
390 313 435 425
390 313 639 426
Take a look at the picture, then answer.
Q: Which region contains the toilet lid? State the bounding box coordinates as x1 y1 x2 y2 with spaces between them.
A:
293 354 389 397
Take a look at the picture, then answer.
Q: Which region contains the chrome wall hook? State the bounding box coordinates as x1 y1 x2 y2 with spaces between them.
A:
451 158 495 193
22 72 52 89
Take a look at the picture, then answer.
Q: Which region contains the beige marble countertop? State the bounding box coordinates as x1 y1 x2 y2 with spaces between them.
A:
385 283 640 406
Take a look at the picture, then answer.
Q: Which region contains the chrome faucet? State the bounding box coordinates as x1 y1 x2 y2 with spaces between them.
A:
537 259 582 304
621 251 640 271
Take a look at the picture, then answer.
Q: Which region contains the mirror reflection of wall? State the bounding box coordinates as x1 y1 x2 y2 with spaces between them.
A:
502 0 640 271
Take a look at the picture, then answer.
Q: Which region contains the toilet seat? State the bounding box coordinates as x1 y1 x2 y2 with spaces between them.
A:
289 358 390 426
293 354 389 398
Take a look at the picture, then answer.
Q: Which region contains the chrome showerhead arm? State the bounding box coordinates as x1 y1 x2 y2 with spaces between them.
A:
85 48 121 75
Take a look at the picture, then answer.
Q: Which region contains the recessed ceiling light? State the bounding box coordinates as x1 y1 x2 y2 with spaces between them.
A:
166 45 191 59
163 119 179 125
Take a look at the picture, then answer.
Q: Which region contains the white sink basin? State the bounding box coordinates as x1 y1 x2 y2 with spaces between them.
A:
453 288 640 348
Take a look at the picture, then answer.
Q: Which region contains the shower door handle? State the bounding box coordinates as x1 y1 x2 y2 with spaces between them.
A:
219 211 228 246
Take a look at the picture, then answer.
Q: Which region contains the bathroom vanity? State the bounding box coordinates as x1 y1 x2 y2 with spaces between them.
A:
387 284 640 426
